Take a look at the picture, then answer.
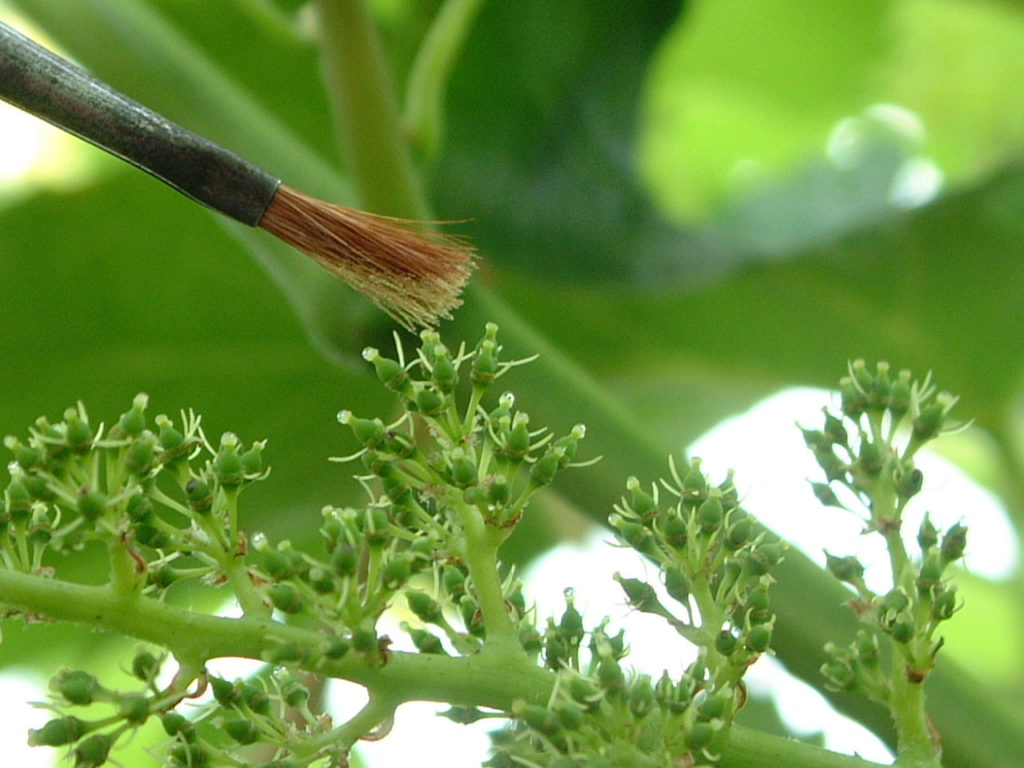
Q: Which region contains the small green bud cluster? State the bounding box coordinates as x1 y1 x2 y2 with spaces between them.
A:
342 324 588 540
27 649 172 768
174 669 324 767
251 502 447 664
491 600 740 767
802 361 959 527
2 397 267 590
492 458 782 767
610 458 783 677
808 363 966 695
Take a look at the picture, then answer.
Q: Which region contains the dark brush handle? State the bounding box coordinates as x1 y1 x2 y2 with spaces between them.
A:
0 21 279 225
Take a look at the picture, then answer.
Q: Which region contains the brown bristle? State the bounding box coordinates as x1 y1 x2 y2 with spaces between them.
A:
258 184 475 329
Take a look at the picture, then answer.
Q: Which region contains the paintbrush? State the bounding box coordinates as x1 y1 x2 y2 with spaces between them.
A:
0 21 473 329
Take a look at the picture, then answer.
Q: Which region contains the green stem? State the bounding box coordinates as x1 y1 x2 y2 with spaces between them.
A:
403 0 486 158
107 536 142 596
889 658 940 767
457 502 519 645
0 568 893 768
333 693 398 750
313 0 430 218
720 725 887 768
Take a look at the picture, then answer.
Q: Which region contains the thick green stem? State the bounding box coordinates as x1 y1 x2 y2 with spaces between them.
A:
889 660 940 768
0 569 892 768
458 503 519 646
313 0 430 218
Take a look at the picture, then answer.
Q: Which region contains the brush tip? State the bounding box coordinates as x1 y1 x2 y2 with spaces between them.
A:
258 184 474 329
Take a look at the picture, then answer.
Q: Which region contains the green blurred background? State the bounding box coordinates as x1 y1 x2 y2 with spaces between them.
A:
1 1 1023 766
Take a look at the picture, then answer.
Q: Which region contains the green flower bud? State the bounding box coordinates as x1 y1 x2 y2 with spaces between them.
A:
516 702 559 735
889 615 915 643
351 625 378 654
307 566 335 594
432 347 458 393
629 676 656 717
825 551 865 585
855 630 881 666
688 721 714 748
382 555 413 589
809 481 842 508
224 717 260 745
118 394 149 437
131 650 160 681
559 599 585 641
822 658 857 691
280 676 310 706
661 511 688 548
504 412 531 458
597 658 624 692
932 586 958 621
65 414 93 452
5 477 32 520
529 448 564 489
450 451 477 488
213 434 245 487
239 682 271 714
73 734 113 768
715 630 738 656
169 743 208 767
569 676 600 706
332 544 359 577
626 476 657 519
323 636 351 659
857 441 883 476
917 551 944 589
664 566 690 604
22 473 51 502
697 495 724 534
698 689 732 720
610 516 656 555
55 669 100 705
519 624 542 654
880 589 910 615
555 701 585 731
185 477 212 513
362 347 409 394
913 402 946 442
940 522 968 565
406 627 445 655
918 514 939 551
161 712 193 739
681 459 708 498
407 591 442 623
134 522 169 549
615 575 663 615
442 565 468 598
125 433 158 476
156 418 186 455
268 583 304 614
210 677 238 706
895 466 924 503
471 339 500 386
118 692 149 724
822 411 849 447
13 442 43 471
77 490 107 521
28 716 85 746
745 623 773 653
338 412 386 449
414 386 445 416
888 371 913 415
